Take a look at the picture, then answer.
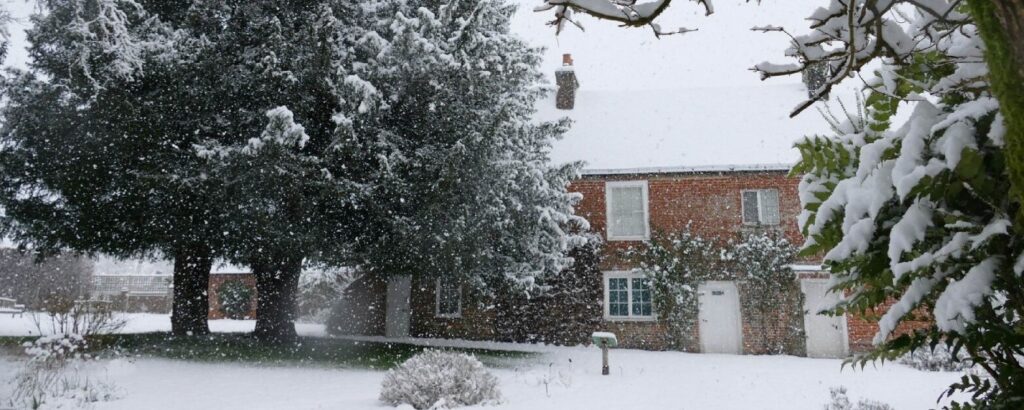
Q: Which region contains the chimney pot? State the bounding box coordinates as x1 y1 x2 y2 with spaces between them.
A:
555 54 579 110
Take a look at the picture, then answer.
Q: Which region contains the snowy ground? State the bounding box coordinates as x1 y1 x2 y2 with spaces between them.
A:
0 313 966 409
0 312 327 337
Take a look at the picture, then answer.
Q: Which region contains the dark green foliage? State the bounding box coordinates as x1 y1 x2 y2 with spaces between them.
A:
626 228 723 351
793 45 1024 407
217 280 253 320
333 0 586 293
494 237 603 345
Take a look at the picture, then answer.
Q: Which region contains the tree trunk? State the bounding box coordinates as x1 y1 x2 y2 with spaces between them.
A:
252 256 303 344
969 1 1024 222
171 244 212 336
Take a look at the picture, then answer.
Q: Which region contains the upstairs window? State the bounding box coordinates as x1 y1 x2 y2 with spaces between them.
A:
435 279 461 318
606 181 650 240
742 189 781 225
604 271 654 320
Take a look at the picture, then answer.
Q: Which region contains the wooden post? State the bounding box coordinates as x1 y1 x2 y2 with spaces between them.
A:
601 340 609 375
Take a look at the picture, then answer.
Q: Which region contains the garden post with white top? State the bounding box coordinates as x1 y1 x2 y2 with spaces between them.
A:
591 332 618 376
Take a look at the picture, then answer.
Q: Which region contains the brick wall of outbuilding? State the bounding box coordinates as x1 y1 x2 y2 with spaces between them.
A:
409 276 499 341
207 273 257 320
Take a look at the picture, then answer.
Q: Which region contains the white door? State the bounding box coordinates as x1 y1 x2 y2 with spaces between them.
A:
801 279 848 358
698 281 743 354
385 275 412 338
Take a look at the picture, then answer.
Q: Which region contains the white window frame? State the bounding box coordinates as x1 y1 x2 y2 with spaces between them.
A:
602 271 656 321
605 180 651 241
741 189 780 226
434 278 462 319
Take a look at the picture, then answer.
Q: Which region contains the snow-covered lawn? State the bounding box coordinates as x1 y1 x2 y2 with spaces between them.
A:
0 312 328 337
0 313 966 409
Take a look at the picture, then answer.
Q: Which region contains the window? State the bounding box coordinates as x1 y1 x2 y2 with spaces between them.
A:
741 189 780 225
435 278 461 318
603 271 654 320
605 181 650 240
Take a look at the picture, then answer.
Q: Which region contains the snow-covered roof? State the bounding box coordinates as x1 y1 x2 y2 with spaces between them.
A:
533 86 824 171
511 0 849 171
93 256 172 276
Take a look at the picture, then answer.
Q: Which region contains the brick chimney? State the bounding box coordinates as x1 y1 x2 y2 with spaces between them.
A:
555 53 579 110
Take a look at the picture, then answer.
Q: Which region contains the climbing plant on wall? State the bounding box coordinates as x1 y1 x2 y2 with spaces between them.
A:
627 228 802 353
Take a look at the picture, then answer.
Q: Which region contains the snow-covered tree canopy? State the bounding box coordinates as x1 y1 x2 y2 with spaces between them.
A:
0 0 587 341
333 0 588 291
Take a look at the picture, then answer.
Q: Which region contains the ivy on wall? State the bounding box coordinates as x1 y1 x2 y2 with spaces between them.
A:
626 227 804 354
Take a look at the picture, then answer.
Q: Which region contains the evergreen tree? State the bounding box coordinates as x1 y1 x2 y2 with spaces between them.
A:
794 42 1022 407
332 0 587 292
0 0 223 335
0 0 356 338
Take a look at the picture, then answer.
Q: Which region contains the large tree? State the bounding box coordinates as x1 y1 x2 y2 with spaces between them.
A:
0 0 225 336
0 0 354 338
2 0 585 343
333 0 587 293
188 1 356 343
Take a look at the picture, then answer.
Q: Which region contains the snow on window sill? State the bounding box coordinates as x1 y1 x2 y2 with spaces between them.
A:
603 315 657 322
606 234 650 242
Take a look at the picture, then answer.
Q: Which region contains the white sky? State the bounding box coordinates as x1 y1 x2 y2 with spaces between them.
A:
510 0 828 90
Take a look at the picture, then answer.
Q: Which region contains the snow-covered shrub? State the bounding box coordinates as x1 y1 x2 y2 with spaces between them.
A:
824 387 893 410
217 280 253 320
379 350 501 409
8 334 121 409
898 345 973 372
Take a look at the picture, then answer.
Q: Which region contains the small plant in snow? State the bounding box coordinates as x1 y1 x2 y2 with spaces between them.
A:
31 297 126 337
7 334 121 409
380 350 501 409
898 345 973 372
824 387 893 410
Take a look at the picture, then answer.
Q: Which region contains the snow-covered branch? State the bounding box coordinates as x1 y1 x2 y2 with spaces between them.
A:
535 0 715 36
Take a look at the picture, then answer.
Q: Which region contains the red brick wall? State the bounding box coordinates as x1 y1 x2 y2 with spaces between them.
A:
570 171 805 271
410 276 499 340
328 170 907 353
846 300 932 353
207 273 257 320
571 171 809 350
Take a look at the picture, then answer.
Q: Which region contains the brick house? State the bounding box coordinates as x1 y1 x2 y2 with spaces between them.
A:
330 49 903 357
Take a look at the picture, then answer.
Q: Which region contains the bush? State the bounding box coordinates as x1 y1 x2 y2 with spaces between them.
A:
824 386 893 410
898 345 973 372
31 298 126 336
8 334 121 409
380 350 501 409
218 280 253 319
